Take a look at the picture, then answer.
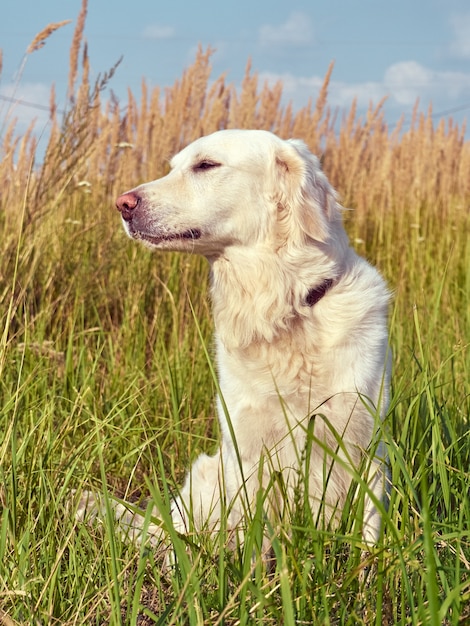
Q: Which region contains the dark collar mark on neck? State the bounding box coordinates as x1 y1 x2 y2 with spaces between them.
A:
305 278 334 307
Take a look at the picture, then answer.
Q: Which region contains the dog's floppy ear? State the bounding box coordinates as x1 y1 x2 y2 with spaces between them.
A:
274 139 340 243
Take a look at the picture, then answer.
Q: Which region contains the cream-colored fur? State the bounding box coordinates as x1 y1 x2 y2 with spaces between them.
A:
77 129 391 547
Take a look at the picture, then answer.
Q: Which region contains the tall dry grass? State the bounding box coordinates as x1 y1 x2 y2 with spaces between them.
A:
1 16 468 363
2 14 469 226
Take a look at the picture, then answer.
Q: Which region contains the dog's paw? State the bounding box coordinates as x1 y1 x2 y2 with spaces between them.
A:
72 489 104 523
72 488 167 549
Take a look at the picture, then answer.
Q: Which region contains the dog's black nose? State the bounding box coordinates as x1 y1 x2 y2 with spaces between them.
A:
116 191 140 221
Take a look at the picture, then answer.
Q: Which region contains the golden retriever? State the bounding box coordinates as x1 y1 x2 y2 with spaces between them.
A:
77 129 391 548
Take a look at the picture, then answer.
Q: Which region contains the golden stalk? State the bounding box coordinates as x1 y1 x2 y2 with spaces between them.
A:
68 0 88 100
26 20 71 54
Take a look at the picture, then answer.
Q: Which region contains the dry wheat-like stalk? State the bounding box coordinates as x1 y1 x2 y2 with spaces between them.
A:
229 59 259 129
49 83 57 122
68 0 88 100
26 20 71 54
310 60 334 135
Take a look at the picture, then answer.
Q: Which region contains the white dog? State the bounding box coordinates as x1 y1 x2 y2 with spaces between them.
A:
78 129 390 548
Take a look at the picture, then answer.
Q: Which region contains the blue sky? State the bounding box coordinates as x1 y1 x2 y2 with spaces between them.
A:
2 0 470 138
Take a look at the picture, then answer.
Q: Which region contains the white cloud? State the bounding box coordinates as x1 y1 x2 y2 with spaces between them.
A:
449 13 470 59
259 12 314 47
260 61 470 113
384 61 470 105
142 24 175 40
383 61 433 105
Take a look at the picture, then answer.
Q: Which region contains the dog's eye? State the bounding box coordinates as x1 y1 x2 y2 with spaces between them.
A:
193 160 221 172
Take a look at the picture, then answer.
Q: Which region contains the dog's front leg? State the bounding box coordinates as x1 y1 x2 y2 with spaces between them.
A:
74 449 233 545
170 450 225 534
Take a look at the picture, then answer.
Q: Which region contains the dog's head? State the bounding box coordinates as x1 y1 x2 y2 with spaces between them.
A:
116 129 344 258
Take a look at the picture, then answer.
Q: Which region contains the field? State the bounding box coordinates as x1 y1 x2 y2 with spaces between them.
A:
0 10 469 626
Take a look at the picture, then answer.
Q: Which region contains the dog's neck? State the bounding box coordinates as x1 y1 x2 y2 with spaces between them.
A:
304 278 334 307
210 246 342 350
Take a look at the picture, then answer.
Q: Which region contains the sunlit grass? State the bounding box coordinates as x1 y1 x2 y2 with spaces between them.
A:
0 2 469 623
